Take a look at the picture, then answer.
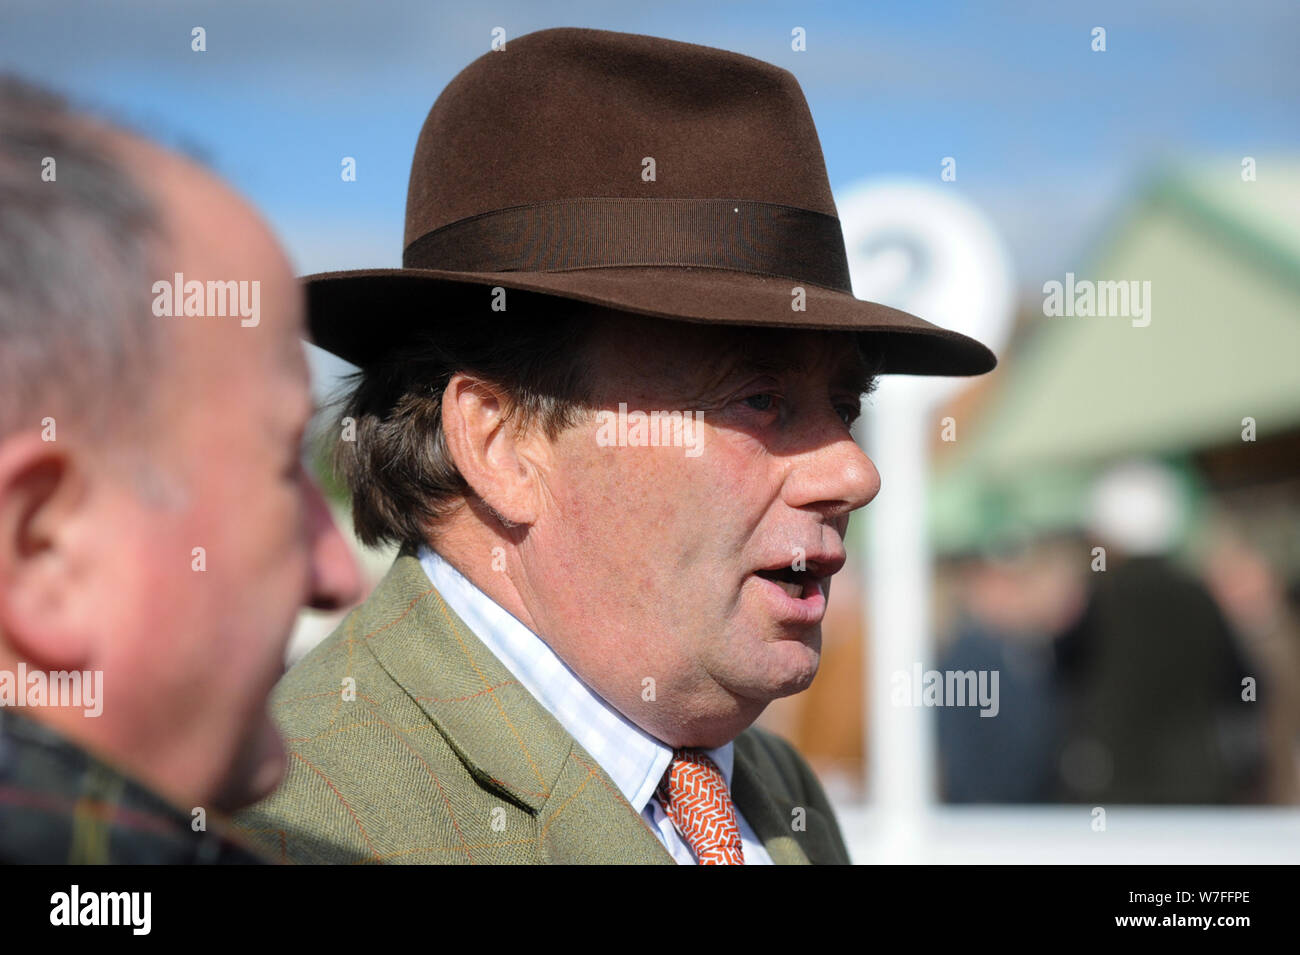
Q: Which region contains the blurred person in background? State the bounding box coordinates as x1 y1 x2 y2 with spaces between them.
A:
1202 517 1300 803
0 78 361 863
935 534 1080 803
1053 460 1264 804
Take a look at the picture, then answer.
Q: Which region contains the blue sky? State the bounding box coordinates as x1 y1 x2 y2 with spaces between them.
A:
3 0 1297 385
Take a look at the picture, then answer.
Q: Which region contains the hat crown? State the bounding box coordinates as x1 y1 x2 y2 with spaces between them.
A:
302 27 997 379
403 27 840 249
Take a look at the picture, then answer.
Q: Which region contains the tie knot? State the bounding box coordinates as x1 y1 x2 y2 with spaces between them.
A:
656 748 745 865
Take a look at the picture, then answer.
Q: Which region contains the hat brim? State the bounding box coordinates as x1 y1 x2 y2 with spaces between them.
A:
303 266 997 376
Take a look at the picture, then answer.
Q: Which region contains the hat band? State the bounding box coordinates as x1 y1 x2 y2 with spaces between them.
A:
402 197 853 292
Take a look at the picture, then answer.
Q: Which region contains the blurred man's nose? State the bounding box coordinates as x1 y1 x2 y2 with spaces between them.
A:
302 478 363 612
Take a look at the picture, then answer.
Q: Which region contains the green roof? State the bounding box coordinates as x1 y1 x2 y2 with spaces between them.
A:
931 160 1300 551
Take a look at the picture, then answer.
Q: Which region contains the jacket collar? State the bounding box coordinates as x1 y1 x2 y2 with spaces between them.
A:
360 552 674 863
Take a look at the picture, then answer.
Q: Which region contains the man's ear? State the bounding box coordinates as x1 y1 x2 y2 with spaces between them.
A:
439 373 549 527
0 431 95 668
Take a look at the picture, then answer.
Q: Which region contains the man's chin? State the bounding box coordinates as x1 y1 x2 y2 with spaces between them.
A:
759 639 822 698
718 650 820 712
767 667 818 700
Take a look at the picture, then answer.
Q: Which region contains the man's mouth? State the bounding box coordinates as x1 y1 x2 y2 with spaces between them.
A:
753 566 822 600
749 553 844 626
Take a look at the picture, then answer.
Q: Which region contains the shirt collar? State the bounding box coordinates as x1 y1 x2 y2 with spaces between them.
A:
417 545 734 812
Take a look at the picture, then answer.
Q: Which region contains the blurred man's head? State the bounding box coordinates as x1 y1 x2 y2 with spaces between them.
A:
0 78 362 812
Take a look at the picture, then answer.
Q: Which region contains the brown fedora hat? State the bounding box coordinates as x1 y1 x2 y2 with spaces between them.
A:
305 27 996 377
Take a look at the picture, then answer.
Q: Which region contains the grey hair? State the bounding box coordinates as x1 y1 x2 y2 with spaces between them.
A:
0 75 163 442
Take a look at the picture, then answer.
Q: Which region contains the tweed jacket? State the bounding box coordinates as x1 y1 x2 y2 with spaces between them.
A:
236 552 851 864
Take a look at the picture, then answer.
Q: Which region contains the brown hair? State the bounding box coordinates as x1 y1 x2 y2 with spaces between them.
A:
331 309 596 549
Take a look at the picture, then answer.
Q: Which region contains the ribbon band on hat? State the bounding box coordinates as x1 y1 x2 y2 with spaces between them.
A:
402 197 854 293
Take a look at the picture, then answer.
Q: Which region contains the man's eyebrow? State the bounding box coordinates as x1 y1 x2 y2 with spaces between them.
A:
716 346 880 396
832 348 880 398
670 333 883 408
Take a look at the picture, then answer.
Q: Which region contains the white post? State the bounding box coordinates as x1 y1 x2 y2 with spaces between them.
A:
860 397 935 860
837 180 1014 862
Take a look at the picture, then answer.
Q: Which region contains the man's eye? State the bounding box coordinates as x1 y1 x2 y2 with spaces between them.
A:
742 393 778 413
836 404 859 427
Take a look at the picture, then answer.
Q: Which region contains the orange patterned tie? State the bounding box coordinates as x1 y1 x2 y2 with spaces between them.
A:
656 748 745 865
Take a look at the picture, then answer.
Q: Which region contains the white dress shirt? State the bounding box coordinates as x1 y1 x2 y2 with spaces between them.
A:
418 546 772 865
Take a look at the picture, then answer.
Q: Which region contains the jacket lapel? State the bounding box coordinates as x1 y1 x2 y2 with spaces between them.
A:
733 729 853 864
361 553 672 864
731 738 811 865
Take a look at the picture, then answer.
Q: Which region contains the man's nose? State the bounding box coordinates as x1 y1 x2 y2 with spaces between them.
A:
785 423 881 519
302 477 364 612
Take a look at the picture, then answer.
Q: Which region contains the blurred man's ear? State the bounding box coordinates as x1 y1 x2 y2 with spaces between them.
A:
0 431 94 669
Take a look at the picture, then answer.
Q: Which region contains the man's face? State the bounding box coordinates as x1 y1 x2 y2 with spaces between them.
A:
80 143 360 810
516 315 880 747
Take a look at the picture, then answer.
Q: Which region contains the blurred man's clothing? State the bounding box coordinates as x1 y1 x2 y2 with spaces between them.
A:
0 709 268 864
1054 554 1265 804
416 546 773 864
936 618 1060 802
236 549 850 864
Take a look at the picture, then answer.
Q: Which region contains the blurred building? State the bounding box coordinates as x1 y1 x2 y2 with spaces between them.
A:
925 161 1300 804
